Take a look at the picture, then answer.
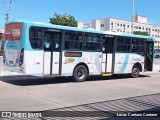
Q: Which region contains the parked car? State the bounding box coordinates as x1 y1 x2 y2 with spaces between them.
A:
154 49 160 58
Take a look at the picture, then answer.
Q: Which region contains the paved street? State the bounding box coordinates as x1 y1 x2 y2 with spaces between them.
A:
0 73 160 111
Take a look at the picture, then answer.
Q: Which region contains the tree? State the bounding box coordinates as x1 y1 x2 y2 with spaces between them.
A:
50 13 78 27
133 31 150 36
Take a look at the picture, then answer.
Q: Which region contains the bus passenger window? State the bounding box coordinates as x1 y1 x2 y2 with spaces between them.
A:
131 39 143 54
84 34 101 51
117 37 130 52
52 34 61 51
29 27 43 49
65 41 70 49
64 31 83 50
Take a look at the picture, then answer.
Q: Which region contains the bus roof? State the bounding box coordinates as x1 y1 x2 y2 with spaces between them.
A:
7 20 155 40
8 20 104 34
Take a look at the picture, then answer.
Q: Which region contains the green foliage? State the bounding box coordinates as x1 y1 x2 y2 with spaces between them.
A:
133 31 150 36
50 13 78 27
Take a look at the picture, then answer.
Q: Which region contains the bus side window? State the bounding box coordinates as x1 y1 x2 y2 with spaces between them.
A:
84 33 101 51
53 34 61 51
44 33 52 51
117 37 130 52
29 27 43 49
65 41 70 49
64 31 83 50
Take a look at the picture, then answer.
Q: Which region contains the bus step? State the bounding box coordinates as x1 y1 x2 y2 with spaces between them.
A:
102 73 112 77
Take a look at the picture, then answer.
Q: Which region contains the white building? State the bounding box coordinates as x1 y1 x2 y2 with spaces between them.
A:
77 21 91 29
78 15 160 45
0 28 4 39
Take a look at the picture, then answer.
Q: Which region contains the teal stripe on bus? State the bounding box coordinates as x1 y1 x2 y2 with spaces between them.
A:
120 53 129 73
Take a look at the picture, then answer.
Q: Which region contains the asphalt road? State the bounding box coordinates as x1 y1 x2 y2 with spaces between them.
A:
0 73 160 111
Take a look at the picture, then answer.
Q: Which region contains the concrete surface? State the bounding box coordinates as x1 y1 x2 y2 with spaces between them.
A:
0 73 160 111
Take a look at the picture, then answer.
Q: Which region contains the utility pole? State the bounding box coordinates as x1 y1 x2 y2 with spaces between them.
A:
5 0 12 23
5 13 9 23
131 0 134 34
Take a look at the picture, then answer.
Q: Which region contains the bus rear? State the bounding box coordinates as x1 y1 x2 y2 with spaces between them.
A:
3 22 24 73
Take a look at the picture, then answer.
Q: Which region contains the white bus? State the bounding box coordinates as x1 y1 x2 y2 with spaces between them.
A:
3 21 154 82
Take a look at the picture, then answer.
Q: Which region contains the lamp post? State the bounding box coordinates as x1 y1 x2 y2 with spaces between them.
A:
5 0 12 23
131 0 134 34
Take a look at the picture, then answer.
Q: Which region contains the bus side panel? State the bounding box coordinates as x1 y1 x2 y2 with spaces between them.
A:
114 53 129 74
107 54 113 72
61 52 102 76
61 51 81 76
94 52 102 74
114 53 144 74
43 52 51 74
24 51 44 75
102 54 114 73
52 52 60 74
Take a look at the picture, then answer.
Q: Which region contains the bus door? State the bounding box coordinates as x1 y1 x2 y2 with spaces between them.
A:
102 35 114 73
43 31 61 75
145 40 154 71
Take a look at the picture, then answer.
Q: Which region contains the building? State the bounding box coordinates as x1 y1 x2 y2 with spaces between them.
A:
78 15 160 49
0 28 5 56
77 21 91 29
0 28 4 40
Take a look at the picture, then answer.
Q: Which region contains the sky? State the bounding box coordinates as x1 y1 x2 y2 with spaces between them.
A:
0 0 160 28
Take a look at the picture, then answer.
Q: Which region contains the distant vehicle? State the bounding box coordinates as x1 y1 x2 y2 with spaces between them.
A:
3 21 154 82
154 49 160 58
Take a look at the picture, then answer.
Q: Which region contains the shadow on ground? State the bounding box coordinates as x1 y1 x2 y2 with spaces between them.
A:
0 74 150 86
39 93 160 120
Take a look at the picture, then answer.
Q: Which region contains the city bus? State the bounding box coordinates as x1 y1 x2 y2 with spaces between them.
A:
3 21 154 82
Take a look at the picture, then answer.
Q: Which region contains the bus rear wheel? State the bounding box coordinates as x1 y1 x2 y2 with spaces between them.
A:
73 65 88 82
131 65 140 78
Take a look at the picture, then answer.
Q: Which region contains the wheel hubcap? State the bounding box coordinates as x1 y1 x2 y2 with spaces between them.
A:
77 69 84 79
133 68 138 75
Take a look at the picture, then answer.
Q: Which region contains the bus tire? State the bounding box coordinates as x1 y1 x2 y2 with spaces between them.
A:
73 65 88 82
131 65 140 78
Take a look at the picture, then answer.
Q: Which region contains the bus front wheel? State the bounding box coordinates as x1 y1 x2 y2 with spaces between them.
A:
131 65 140 78
73 65 88 82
